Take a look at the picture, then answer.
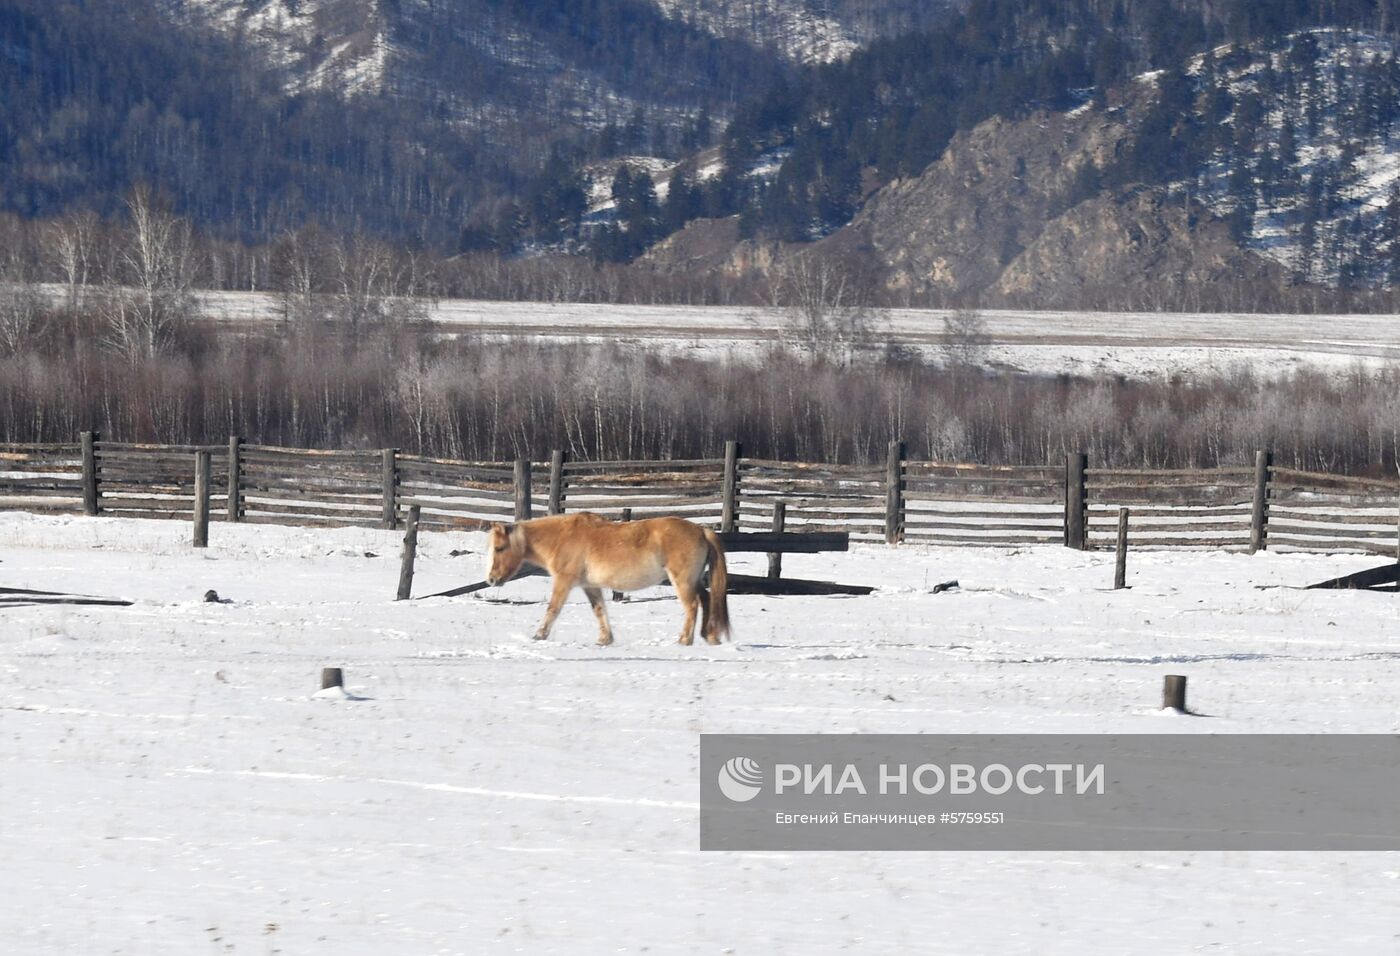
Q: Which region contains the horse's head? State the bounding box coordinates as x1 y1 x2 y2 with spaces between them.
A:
485 522 524 586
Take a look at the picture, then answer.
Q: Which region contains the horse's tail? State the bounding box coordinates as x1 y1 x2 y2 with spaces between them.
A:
702 528 731 642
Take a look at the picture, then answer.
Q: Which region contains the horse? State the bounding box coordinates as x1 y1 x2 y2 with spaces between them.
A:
484 512 730 646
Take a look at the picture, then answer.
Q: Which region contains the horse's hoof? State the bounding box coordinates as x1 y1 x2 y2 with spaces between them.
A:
597 637 613 647
678 637 694 646
532 634 548 641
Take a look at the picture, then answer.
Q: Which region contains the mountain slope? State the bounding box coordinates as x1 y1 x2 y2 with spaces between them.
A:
171 0 791 148
639 26 1400 307
837 79 1288 306
1189 30 1400 285
0 0 482 240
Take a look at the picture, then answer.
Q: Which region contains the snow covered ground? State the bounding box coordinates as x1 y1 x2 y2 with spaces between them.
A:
3 512 1400 953
192 291 1400 378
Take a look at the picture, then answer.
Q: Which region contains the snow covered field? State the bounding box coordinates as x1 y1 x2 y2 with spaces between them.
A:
3 512 1400 954
194 290 1400 378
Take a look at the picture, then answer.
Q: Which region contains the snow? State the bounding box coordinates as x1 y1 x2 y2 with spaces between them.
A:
3 512 1400 952
648 0 859 64
179 0 390 96
748 146 793 181
583 156 678 219
191 290 1400 378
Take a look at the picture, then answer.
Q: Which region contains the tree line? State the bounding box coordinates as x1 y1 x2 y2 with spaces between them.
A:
11 195 1400 324
4 285 1400 475
4 192 1398 473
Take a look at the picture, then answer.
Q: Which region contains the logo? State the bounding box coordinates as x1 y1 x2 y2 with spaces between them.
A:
718 756 764 802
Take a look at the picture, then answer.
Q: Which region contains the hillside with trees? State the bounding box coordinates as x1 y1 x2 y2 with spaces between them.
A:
11 1 1400 307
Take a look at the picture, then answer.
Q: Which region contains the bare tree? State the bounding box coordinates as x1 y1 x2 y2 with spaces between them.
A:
332 233 390 325
104 188 195 361
941 308 992 367
327 233 429 324
44 211 98 311
272 225 330 324
772 252 885 364
0 248 43 356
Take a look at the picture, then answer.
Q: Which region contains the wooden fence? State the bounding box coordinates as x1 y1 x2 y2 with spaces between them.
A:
2 435 1398 554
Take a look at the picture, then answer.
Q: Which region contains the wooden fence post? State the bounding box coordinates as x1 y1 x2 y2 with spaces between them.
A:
721 440 740 532
227 436 242 523
548 450 566 515
768 501 786 580
80 430 98 516
1065 452 1088 550
396 504 420 601
1249 449 1272 553
1162 674 1187 712
1114 507 1129 590
381 449 398 530
193 450 211 548
321 667 344 690
514 459 533 521
885 440 905 545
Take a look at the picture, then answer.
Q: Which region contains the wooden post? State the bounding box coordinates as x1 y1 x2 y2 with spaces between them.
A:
514 458 533 521
396 505 421 601
1249 449 1272 553
321 667 344 690
884 440 905 545
613 508 632 602
193 450 211 548
227 436 242 523
768 501 786 580
548 450 566 515
80 430 98 516
1065 452 1088 550
721 440 740 533
1114 507 1129 590
381 449 398 530
1162 674 1187 712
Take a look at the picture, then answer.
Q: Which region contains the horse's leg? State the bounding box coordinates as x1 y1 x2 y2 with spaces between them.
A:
583 587 613 646
533 575 573 641
696 585 712 641
668 571 701 646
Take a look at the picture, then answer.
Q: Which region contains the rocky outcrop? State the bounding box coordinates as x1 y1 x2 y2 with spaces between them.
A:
641 217 785 277
650 91 1286 306
993 188 1287 306
846 106 1136 300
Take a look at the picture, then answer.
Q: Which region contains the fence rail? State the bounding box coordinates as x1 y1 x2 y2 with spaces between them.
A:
2 435 1398 555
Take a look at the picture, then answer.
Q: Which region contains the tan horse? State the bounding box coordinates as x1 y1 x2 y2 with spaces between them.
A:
484 513 730 646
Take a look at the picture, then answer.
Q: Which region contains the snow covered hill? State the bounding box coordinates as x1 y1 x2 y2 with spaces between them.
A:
165 0 955 150
172 0 392 95
650 0 860 62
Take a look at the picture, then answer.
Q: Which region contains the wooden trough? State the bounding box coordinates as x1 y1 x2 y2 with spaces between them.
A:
0 586 133 608
1306 563 1400 591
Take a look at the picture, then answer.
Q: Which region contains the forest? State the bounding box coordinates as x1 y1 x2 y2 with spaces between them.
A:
13 0 1400 261
689 0 1400 246
6 297 1400 475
